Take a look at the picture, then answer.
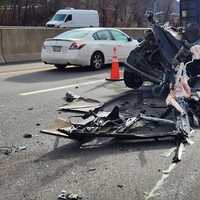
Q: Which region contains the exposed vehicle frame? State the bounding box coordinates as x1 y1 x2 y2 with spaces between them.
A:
41 10 200 163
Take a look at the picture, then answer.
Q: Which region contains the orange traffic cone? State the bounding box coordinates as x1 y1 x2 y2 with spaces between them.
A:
106 47 123 81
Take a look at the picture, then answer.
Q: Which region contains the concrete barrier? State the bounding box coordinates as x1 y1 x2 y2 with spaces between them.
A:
0 29 5 64
1 27 63 63
0 27 148 65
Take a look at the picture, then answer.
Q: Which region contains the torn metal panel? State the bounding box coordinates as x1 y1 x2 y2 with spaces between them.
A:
59 104 103 113
41 129 72 139
60 92 103 113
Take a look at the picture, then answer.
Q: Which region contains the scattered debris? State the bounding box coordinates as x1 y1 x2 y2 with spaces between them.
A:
36 123 41 127
15 145 27 152
64 92 79 102
117 184 124 189
88 168 96 172
0 146 12 155
60 92 103 113
58 191 82 200
28 107 34 111
144 192 150 197
41 13 200 165
23 134 32 139
0 145 28 155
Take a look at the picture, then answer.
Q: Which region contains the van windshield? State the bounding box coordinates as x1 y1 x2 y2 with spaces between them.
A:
55 29 90 39
52 14 66 21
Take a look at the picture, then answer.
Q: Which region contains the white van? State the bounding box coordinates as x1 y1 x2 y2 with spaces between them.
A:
46 8 99 28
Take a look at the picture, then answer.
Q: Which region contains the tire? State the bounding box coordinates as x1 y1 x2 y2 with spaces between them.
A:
124 69 143 89
90 51 104 70
55 64 66 70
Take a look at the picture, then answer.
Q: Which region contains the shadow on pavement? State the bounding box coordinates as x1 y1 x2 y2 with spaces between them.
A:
5 65 109 83
15 139 176 194
35 139 176 164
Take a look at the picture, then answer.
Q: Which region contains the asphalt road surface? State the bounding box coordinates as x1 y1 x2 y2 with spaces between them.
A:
0 62 200 200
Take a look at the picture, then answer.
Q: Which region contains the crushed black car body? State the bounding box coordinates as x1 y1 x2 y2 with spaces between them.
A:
41 13 200 163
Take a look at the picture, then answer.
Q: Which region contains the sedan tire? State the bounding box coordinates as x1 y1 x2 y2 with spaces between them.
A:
55 64 67 70
124 69 143 89
90 51 104 70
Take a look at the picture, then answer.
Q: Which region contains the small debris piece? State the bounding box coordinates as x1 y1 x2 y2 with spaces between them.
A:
0 146 12 155
144 192 150 197
58 191 82 200
61 92 103 113
23 134 32 139
88 168 96 172
58 190 67 200
36 123 41 127
28 107 34 111
15 145 27 152
117 184 124 189
64 92 78 102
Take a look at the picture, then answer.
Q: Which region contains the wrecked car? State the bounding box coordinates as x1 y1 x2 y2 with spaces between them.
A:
124 13 200 92
41 13 200 163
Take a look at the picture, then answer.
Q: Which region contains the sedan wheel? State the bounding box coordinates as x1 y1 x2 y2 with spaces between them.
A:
124 69 143 89
90 52 104 70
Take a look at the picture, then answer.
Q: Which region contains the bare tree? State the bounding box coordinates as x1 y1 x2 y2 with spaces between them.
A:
0 0 177 26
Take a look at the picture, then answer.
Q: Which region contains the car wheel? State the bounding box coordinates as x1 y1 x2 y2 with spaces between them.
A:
124 69 143 89
55 64 66 70
90 51 104 70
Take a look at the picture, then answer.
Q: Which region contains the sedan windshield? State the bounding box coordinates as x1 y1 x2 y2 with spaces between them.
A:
55 29 90 39
52 14 66 21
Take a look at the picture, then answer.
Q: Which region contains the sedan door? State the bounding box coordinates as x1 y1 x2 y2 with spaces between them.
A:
92 30 116 63
109 30 138 62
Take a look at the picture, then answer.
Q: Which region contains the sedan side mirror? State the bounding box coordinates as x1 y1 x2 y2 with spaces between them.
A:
128 37 132 42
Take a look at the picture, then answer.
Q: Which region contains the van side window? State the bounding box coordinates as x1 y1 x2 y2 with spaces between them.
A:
95 30 112 40
65 14 72 22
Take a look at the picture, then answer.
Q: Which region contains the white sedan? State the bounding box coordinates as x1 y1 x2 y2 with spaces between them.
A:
41 28 138 70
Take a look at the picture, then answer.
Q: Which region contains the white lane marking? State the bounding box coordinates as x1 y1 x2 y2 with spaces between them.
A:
145 163 177 200
20 79 105 96
160 147 176 158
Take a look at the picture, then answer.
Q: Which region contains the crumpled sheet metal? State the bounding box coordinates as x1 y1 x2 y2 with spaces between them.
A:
59 92 103 113
41 106 176 144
